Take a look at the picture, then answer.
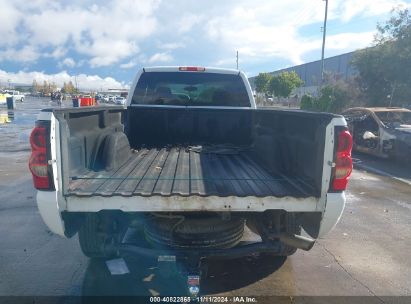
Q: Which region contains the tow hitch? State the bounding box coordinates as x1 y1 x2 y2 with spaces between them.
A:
156 254 203 297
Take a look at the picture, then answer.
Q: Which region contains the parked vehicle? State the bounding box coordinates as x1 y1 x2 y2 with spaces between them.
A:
101 95 109 103
51 92 63 102
4 90 24 102
108 95 115 103
29 67 352 295
0 91 9 105
342 107 411 161
114 96 126 105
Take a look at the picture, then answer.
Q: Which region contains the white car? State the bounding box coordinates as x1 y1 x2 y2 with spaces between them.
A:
5 90 24 102
114 96 126 105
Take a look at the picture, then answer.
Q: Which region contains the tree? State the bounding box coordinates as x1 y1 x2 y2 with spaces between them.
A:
62 81 76 94
352 8 411 106
300 94 314 110
50 82 57 92
42 80 50 95
268 71 303 98
61 82 67 94
32 79 40 92
300 73 364 113
254 72 272 94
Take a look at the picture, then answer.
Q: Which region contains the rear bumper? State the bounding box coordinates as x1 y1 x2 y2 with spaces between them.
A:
318 192 346 237
37 191 66 237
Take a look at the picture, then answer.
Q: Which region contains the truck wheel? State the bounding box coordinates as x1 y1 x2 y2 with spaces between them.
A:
78 214 107 258
78 213 127 258
279 213 301 256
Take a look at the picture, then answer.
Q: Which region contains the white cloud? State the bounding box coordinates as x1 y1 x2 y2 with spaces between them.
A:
206 15 319 65
200 0 403 67
85 40 139 68
2 0 161 67
0 46 40 63
159 42 185 50
59 57 76 68
48 47 68 59
177 14 204 34
0 0 23 47
337 0 409 22
120 59 138 69
0 69 128 90
326 31 376 50
148 52 173 64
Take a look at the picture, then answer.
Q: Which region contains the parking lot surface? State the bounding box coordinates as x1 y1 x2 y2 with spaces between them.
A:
0 98 410 302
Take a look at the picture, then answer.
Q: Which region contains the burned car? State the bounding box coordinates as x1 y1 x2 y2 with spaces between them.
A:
342 107 411 161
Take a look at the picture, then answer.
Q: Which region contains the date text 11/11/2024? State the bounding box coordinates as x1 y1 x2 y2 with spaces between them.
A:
149 296 258 303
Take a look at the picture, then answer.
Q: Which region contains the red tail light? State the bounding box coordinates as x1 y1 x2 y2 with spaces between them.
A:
29 123 52 190
30 126 46 151
332 130 353 191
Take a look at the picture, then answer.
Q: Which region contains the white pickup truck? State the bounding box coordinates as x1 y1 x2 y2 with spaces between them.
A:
5 90 25 102
29 67 352 294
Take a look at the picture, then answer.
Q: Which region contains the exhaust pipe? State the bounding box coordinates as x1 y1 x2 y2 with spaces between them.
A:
280 233 315 251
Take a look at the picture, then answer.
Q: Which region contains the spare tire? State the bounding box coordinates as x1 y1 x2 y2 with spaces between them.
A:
144 215 244 249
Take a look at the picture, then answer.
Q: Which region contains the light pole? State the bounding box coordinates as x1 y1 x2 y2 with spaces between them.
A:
74 76 78 93
320 0 328 84
236 51 239 70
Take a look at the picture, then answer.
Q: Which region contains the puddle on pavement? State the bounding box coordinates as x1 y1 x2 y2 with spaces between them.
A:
0 111 37 126
0 98 57 152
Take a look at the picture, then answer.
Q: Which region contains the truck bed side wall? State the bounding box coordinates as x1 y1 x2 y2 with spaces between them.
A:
54 107 125 193
253 110 333 197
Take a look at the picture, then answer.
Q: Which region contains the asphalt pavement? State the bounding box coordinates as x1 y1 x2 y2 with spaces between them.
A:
0 98 410 303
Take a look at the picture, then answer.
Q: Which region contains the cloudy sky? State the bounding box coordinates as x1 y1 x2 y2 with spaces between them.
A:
0 0 410 90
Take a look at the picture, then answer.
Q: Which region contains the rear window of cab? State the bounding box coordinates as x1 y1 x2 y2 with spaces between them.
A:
131 72 251 107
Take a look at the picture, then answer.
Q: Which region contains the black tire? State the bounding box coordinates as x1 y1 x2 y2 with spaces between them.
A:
78 214 107 258
78 213 127 258
144 216 244 249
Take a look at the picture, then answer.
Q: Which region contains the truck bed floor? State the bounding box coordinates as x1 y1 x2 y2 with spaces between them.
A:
68 147 310 197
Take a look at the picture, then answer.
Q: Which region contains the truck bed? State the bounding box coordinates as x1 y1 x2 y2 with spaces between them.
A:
68 147 311 198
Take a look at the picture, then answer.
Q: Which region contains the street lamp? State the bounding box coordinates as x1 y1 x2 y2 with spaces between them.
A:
320 0 329 84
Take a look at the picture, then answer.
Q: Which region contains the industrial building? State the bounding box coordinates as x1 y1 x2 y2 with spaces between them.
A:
251 51 358 96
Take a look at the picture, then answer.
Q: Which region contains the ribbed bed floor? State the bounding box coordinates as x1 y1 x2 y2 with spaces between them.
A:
68 147 309 197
